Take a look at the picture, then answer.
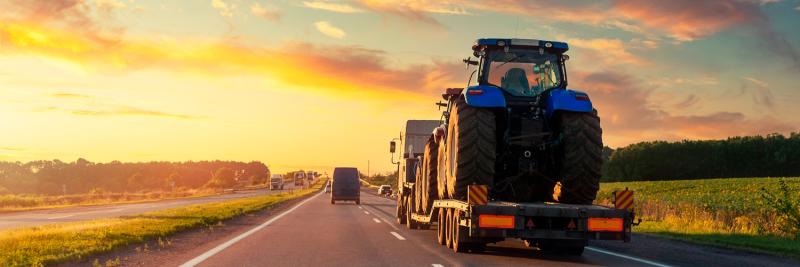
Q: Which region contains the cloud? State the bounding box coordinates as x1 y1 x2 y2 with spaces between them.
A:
250 3 281 21
39 105 200 120
565 38 646 65
571 70 793 146
356 0 471 27
742 76 775 109
673 94 699 109
314 21 346 39
302 1 364 13
94 0 126 12
211 0 234 17
51 92 91 98
612 0 760 42
0 147 25 151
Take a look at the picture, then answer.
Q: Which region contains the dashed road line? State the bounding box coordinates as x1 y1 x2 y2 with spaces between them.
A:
431 264 444 267
390 231 406 240
372 218 381 223
47 214 75 220
364 211 370 215
586 247 672 267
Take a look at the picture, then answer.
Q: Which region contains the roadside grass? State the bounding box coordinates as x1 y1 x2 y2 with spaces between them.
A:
0 179 327 267
597 177 800 257
0 190 221 213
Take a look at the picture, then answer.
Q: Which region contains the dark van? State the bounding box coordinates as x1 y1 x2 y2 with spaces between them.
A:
331 167 360 204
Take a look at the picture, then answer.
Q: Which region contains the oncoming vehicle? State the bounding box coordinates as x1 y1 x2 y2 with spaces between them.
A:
331 167 360 204
270 174 284 190
378 185 392 196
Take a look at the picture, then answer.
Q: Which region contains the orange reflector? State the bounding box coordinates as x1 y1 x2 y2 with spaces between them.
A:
588 218 623 232
479 215 515 229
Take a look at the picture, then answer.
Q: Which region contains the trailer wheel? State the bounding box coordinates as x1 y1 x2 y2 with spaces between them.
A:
444 96 496 200
437 209 446 245
451 209 467 253
445 208 453 248
554 111 602 205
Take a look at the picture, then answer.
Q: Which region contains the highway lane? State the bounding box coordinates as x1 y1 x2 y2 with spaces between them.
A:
181 189 672 267
0 184 303 231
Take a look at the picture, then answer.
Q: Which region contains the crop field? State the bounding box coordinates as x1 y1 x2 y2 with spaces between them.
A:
597 177 800 256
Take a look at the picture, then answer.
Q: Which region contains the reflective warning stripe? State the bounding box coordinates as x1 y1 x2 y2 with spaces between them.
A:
614 190 634 210
468 185 488 205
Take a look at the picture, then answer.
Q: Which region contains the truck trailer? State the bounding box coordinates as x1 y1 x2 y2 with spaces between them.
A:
389 38 636 255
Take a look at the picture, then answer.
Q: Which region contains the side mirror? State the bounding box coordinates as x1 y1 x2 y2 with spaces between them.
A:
389 141 396 153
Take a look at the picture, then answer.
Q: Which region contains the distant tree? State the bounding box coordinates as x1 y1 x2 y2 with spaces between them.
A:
165 173 181 191
205 167 236 189
127 173 144 192
0 184 10 195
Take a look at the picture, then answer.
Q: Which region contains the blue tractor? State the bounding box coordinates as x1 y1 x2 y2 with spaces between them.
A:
414 38 602 212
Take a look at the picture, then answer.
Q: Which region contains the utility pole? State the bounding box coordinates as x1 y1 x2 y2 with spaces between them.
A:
367 160 370 178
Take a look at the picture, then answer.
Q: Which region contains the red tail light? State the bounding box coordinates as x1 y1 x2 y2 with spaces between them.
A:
468 90 483 95
575 94 590 101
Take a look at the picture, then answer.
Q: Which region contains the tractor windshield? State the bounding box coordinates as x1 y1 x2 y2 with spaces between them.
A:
482 49 564 97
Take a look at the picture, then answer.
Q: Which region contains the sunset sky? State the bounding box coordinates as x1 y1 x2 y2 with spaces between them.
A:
1 0 799 174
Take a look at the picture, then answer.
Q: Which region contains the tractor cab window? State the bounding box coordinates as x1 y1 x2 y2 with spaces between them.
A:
482 49 563 97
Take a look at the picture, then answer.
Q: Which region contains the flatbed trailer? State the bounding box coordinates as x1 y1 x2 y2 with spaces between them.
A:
406 185 635 254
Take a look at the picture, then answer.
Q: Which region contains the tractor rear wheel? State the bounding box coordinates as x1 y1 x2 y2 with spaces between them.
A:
436 140 448 199
419 140 439 213
554 111 603 205
444 97 496 200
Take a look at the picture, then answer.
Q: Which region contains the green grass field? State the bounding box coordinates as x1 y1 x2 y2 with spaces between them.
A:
0 179 327 267
597 177 800 257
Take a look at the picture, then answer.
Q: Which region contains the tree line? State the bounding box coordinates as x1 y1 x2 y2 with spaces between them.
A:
603 132 800 181
0 159 270 195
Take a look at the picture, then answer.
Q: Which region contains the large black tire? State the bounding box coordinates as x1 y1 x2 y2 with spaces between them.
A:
443 97 496 200
436 141 448 199
419 140 438 213
396 195 407 224
554 111 603 205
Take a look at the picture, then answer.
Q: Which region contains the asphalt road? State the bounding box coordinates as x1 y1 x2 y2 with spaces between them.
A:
0 183 304 231
175 188 798 267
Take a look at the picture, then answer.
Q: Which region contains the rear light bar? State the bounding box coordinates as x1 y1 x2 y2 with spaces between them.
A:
588 218 623 232
479 215 515 229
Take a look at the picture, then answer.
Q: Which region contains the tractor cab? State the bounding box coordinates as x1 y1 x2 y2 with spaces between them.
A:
471 38 569 97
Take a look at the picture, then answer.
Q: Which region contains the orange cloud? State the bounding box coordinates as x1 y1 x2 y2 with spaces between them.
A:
613 0 760 41
565 38 647 66
572 71 794 147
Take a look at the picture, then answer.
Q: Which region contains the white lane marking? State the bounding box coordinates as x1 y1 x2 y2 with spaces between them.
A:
364 211 370 215
390 231 406 240
372 218 381 223
586 247 673 267
180 191 324 267
358 206 362 209
47 214 75 220
360 204 401 231
431 264 444 267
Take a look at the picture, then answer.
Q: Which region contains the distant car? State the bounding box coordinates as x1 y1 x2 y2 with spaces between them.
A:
378 185 392 195
331 167 360 205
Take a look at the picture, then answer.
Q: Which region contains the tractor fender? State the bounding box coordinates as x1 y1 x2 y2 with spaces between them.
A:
544 89 593 118
463 85 506 108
